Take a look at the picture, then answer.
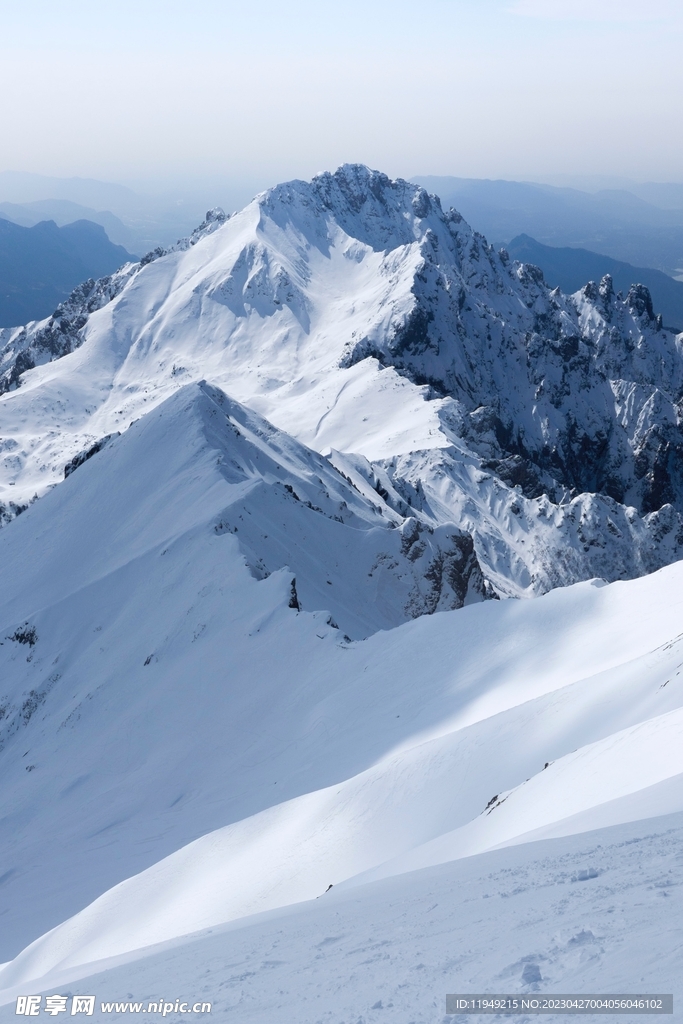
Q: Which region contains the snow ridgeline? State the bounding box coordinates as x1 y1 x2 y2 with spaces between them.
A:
0 207 229 395
0 165 682 599
0 379 682 996
0 379 493 959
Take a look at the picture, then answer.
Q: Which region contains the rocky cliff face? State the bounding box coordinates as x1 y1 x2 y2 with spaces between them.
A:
322 168 683 520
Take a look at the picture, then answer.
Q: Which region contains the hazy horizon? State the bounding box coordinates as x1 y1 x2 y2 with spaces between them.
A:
4 167 683 198
1 0 681 189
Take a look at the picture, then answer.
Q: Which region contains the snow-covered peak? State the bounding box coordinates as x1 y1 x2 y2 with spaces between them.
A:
262 164 442 252
1 165 682 600
0 380 488 642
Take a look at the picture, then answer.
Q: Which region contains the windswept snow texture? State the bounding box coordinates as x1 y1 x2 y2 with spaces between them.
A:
1 165 683 596
1 815 681 1023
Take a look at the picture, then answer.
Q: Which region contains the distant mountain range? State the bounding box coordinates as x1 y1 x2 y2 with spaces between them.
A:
413 175 683 279
0 217 134 327
0 199 137 251
0 170 238 254
5 169 683 283
506 234 683 332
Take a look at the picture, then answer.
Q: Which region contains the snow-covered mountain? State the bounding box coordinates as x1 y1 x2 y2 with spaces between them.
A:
0 166 682 1013
0 377 681 1005
1 165 683 597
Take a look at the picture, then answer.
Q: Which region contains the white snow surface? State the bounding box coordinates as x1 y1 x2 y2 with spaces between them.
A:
0 380 682 997
1 814 681 1022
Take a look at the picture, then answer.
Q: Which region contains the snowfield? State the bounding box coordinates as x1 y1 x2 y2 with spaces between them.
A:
0 382 682 1003
1 814 682 1023
0 167 681 1017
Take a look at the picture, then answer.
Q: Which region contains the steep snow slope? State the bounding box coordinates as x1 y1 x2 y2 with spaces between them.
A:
4 589 683 984
1 166 682 595
0 382 683 980
1 377 484 641
0 380 491 954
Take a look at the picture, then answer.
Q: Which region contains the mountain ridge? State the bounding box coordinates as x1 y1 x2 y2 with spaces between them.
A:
412 174 683 277
2 164 682 600
507 233 683 332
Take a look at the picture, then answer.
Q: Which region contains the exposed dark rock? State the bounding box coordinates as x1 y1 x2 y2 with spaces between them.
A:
627 283 655 321
64 433 120 478
9 624 37 646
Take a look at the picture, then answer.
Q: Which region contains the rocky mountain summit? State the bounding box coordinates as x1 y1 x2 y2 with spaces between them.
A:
316 168 682 516
1 164 682 602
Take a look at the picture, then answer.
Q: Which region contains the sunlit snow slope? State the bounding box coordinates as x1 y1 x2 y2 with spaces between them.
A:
2 815 681 1022
0 380 682 987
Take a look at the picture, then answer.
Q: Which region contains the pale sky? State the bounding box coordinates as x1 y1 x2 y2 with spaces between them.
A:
1 0 681 186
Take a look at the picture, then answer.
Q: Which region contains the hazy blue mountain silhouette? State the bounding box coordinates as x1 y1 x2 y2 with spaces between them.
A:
507 234 683 332
0 217 134 327
0 199 136 251
414 176 683 277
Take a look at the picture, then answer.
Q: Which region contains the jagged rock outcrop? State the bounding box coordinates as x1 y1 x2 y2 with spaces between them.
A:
0 267 137 394
317 169 683 520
